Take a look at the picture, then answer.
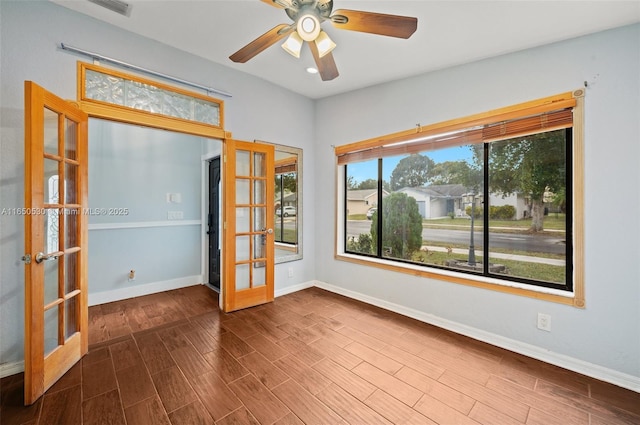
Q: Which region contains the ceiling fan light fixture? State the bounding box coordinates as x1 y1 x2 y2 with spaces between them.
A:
297 14 321 42
315 30 336 58
281 31 304 58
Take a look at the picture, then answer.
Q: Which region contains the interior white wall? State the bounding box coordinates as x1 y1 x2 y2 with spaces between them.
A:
0 0 315 367
314 24 640 385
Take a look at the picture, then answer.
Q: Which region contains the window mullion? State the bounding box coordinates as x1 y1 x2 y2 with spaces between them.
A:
376 159 383 258
483 143 490 276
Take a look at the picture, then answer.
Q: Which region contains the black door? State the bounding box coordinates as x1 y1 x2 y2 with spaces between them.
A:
208 157 221 290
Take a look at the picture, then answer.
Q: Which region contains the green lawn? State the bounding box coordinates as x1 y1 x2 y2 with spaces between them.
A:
410 250 565 284
274 228 297 244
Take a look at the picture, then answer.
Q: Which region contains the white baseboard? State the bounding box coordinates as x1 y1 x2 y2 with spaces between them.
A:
275 280 315 298
88 275 203 306
0 361 24 379
313 280 640 394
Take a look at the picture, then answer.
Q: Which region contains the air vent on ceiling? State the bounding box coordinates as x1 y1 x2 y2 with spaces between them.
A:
87 0 131 17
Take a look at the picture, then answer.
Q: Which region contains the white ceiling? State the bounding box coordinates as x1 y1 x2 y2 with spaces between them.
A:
50 0 640 99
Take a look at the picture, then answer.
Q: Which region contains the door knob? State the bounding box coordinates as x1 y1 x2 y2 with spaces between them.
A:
35 252 61 264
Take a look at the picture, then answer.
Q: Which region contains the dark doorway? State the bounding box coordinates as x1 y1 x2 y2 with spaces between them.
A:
446 199 455 215
208 157 221 290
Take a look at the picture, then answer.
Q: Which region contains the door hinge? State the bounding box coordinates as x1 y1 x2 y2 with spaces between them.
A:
223 222 227 230
223 154 227 163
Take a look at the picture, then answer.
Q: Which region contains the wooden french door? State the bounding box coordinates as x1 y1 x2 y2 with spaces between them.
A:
23 82 88 405
223 140 275 312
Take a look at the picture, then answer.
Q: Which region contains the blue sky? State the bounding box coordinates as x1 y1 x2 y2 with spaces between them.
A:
347 145 474 184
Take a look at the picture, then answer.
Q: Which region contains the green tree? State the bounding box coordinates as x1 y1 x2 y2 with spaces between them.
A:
479 130 566 232
275 173 297 198
371 193 423 259
552 187 566 213
428 160 473 185
356 178 378 190
390 154 435 190
281 172 297 194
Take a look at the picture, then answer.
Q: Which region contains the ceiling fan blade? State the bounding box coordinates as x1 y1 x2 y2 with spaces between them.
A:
260 0 293 9
229 24 294 63
331 9 417 39
309 42 339 81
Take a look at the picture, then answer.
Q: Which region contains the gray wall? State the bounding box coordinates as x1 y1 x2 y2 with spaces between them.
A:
0 1 315 366
88 120 205 297
315 24 640 382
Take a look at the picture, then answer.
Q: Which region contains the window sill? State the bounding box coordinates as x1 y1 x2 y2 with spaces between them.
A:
335 252 583 308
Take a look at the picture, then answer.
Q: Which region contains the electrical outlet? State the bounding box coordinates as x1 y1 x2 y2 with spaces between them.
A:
167 211 184 220
288 267 294 278
537 313 551 332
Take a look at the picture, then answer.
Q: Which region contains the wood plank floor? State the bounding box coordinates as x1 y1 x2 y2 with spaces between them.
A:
2 285 639 424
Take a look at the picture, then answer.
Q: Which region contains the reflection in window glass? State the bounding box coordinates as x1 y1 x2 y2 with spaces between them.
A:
275 172 297 244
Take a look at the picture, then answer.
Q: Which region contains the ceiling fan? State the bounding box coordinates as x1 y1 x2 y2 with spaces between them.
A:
229 0 418 81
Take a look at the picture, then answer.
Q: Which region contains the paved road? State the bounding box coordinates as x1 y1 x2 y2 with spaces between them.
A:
347 220 566 255
275 217 297 231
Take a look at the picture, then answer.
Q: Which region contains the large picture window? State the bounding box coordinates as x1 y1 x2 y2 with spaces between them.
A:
337 91 584 306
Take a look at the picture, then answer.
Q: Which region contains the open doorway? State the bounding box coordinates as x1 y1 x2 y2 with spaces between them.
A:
87 118 222 305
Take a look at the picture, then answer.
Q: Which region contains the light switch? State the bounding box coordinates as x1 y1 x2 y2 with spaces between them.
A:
166 193 182 203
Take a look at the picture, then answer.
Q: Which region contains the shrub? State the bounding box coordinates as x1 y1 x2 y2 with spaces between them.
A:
465 205 483 219
371 193 423 259
346 233 374 254
466 204 516 219
489 205 516 220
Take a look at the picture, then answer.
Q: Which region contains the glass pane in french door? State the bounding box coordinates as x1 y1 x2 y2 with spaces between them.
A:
254 152 265 177
236 263 250 290
65 297 78 339
64 117 77 160
44 108 59 156
65 163 77 204
44 159 60 205
44 306 58 356
64 251 77 294
43 208 60 306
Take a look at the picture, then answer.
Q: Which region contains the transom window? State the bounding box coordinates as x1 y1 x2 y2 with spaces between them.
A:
336 91 585 307
76 62 225 138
